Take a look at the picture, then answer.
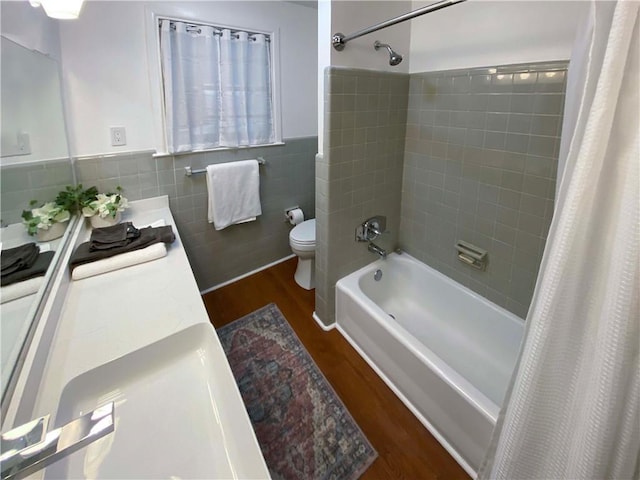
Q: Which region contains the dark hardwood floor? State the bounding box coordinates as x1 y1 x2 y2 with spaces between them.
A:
202 258 469 480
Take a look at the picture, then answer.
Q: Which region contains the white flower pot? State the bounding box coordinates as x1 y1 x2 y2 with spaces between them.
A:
89 212 122 229
37 221 67 242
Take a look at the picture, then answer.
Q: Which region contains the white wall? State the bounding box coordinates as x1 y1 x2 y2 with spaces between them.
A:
330 1 411 73
320 0 587 85
59 1 318 157
409 0 589 73
318 0 331 153
0 1 61 60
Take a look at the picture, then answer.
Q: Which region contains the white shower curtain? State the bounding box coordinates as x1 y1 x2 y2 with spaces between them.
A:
479 1 639 479
160 20 274 153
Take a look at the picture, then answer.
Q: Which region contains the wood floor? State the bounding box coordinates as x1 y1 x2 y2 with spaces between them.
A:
202 258 469 480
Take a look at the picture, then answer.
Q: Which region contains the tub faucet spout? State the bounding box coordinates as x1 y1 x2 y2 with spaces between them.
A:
368 242 387 259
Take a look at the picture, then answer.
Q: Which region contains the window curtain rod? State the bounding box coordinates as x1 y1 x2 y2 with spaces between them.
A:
332 0 466 51
158 18 271 41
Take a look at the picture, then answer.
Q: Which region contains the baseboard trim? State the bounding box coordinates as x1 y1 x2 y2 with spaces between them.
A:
200 254 296 294
312 311 335 331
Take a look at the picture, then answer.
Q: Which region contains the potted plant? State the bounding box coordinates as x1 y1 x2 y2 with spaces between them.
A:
55 184 98 215
81 186 129 228
21 200 71 242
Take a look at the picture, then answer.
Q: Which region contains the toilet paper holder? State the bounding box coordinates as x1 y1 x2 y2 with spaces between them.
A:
284 206 302 224
455 240 488 270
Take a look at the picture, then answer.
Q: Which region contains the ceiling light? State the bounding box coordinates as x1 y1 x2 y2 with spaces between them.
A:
33 0 85 20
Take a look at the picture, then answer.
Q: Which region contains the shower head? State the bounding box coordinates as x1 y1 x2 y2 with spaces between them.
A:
374 40 403 66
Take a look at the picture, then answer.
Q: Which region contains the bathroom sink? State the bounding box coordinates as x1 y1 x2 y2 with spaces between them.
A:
43 323 268 479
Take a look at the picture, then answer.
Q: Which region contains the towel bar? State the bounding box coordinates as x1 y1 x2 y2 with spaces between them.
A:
185 157 266 177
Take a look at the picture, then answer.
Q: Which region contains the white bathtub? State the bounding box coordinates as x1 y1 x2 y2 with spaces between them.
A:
335 252 524 476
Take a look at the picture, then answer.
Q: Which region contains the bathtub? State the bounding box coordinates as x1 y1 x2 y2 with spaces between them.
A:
335 252 524 477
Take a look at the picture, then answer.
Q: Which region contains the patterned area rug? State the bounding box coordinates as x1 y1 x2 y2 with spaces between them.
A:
217 303 377 480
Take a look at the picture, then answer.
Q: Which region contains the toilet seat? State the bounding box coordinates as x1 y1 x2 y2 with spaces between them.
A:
290 219 315 247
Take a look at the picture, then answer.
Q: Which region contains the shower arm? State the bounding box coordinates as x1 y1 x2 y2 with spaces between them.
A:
332 0 466 51
374 41 392 54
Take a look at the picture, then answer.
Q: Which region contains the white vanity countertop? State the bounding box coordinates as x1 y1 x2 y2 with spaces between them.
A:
42 198 204 376
28 196 270 479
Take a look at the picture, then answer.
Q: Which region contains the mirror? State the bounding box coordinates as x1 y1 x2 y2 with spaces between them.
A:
1 37 68 163
0 36 75 403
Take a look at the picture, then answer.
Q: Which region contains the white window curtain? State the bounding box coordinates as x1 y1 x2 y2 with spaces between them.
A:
160 20 274 153
478 1 639 479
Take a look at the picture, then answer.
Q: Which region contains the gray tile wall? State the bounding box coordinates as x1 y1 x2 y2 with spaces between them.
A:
75 137 317 290
1 160 74 224
315 68 408 326
400 62 567 318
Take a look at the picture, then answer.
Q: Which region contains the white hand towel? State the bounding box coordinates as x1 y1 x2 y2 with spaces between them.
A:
72 243 167 281
0 277 43 304
206 160 262 230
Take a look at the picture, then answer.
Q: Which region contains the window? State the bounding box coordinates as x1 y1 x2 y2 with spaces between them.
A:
158 18 276 153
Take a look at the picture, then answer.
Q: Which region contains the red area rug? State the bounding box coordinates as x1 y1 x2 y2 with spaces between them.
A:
217 303 377 480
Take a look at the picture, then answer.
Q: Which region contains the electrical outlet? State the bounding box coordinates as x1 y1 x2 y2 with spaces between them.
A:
110 127 126 146
17 132 31 154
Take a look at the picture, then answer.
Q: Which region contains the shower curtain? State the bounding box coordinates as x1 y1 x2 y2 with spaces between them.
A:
160 20 274 153
479 1 639 479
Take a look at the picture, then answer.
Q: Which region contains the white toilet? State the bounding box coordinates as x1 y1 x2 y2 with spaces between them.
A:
289 218 316 290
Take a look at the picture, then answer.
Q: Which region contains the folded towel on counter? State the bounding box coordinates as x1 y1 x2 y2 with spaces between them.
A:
89 222 140 251
1 276 44 304
72 243 168 281
206 159 262 230
1 251 55 286
69 225 175 270
1 243 40 276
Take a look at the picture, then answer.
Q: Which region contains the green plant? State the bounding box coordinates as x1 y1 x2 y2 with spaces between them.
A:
21 200 71 236
81 186 129 219
55 184 99 214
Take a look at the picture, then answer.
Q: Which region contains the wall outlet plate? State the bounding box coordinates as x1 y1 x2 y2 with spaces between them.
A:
17 132 31 154
1 132 31 157
110 127 126 146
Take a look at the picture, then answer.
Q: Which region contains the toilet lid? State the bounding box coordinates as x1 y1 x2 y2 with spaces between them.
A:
290 219 315 245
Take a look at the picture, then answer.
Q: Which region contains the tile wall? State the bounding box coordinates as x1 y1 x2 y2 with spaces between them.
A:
1 159 74 224
75 137 317 290
315 68 408 326
400 62 567 318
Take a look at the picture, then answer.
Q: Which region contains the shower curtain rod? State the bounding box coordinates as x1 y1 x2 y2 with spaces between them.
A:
332 0 467 51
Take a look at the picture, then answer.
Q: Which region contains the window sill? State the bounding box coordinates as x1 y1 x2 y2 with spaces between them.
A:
153 142 286 158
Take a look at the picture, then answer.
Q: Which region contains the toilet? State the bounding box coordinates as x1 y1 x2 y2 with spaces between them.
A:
289 218 316 290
